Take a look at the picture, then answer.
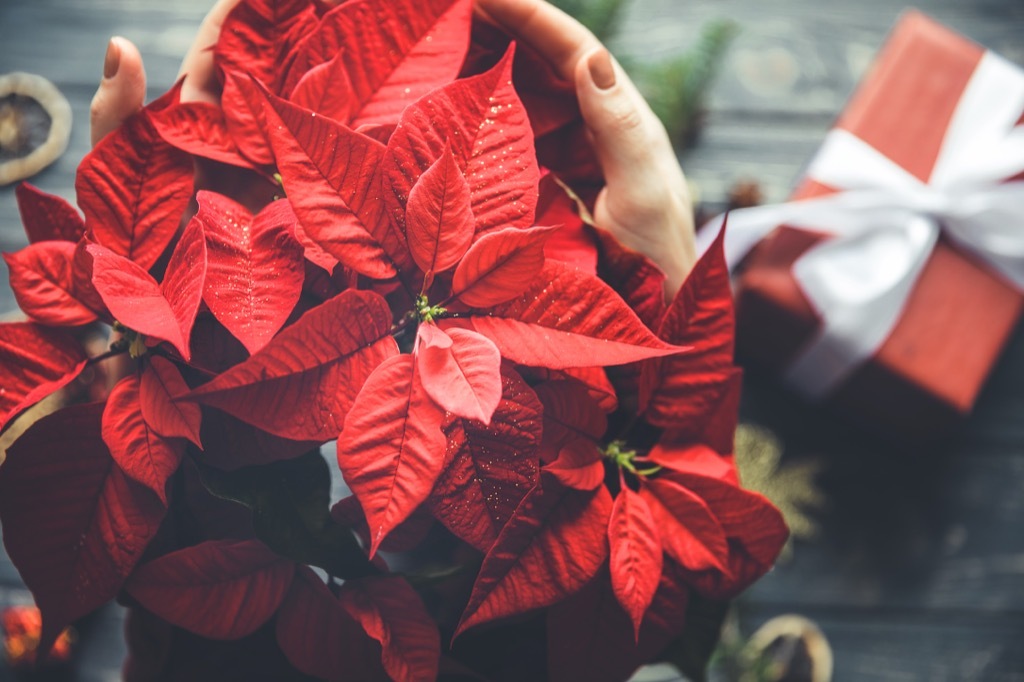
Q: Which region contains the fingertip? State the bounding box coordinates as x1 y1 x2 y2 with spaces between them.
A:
91 37 146 146
103 37 123 79
575 51 645 142
584 47 616 91
113 38 146 92
574 47 628 112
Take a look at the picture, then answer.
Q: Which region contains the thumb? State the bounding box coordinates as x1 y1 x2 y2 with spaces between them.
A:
90 36 146 147
573 47 695 296
177 0 241 104
573 47 683 199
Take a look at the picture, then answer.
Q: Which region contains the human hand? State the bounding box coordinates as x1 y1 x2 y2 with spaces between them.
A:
476 0 697 298
89 0 696 297
88 0 243 388
89 0 242 146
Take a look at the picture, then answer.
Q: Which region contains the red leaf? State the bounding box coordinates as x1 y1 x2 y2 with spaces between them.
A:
159 216 207 357
429 368 542 551
357 122 397 144
196 192 305 354
75 106 192 270
452 225 556 308
460 22 577 141
15 183 84 244
276 566 387 682
640 476 729 574
337 353 446 557
87 217 206 361
546 562 690 682
0 322 87 432
293 218 340 273
533 380 607 452
150 101 255 168
417 324 501 424
405 142 474 279
471 263 681 369
290 0 472 127
258 86 398 278
513 38 582 139
332 494 436 554
186 290 397 441
562 366 619 412
102 374 184 505
88 246 171 343
289 49 355 122
536 118 601 183
0 403 164 650
596 230 667 330
660 368 743 455
4 242 99 326
648 443 738 486
140 356 202 447
125 539 295 640
71 239 109 318
543 440 604 491
187 312 250 374
640 225 736 425
608 486 663 639
383 46 539 249
221 71 275 167
454 476 611 638
340 575 441 682
537 179 598 275
648 445 789 598
214 0 317 94
199 410 318 471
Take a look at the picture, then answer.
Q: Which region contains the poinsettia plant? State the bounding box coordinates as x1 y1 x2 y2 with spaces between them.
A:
0 0 787 680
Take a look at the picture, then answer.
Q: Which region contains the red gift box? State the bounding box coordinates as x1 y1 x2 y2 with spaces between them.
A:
730 11 1024 442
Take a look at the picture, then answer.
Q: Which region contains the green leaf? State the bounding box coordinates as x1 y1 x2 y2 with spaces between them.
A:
635 19 738 148
195 450 378 579
658 592 730 682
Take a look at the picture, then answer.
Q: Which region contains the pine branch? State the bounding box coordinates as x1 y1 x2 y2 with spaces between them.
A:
548 0 629 42
636 19 739 148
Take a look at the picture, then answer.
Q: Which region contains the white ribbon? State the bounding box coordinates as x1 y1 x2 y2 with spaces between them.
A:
698 51 1024 398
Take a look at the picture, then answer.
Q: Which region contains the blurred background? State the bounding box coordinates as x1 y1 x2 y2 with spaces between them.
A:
2 0 1024 680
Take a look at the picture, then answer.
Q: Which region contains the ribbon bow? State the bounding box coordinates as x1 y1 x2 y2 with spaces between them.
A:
700 51 1024 398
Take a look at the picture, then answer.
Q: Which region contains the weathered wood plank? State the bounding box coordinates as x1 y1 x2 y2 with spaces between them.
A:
730 607 1024 682
612 0 1024 202
737 324 1024 614
741 447 1024 613
1 1 213 313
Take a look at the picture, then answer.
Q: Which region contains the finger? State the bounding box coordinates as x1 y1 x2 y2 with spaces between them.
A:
575 48 685 207
474 0 600 81
178 0 242 103
90 36 146 147
576 48 695 293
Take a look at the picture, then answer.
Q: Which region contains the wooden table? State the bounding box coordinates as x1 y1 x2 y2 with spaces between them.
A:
2 1 1023 679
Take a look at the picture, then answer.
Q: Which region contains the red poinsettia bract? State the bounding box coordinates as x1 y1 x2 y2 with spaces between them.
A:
0 0 786 680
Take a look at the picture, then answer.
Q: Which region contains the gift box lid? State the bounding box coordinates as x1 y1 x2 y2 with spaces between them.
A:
734 10 1024 442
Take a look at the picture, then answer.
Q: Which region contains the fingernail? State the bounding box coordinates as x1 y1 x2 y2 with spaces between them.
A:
103 37 122 79
587 48 616 90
